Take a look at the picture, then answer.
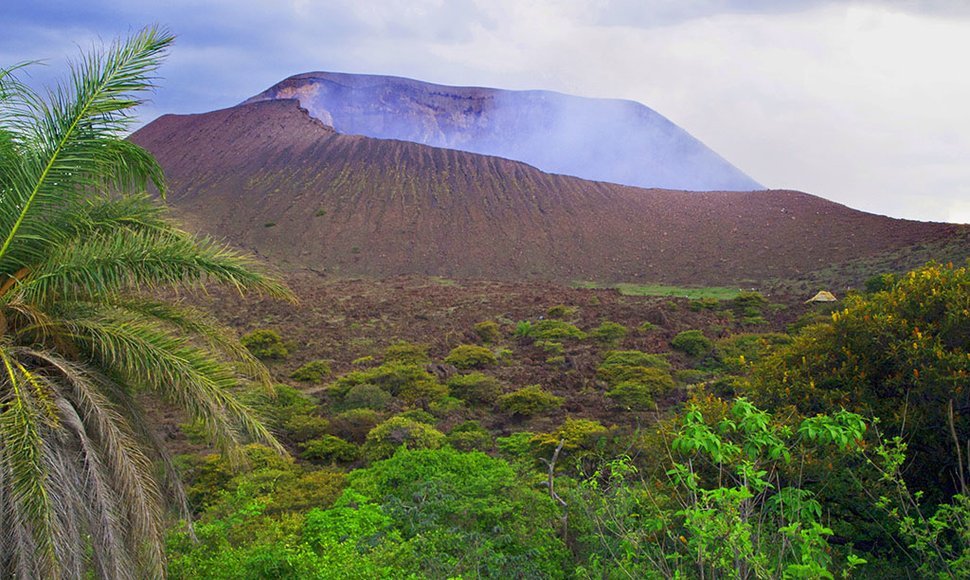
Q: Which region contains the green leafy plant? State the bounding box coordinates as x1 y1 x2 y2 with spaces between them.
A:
546 304 578 319
444 344 497 369
447 371 502 404
590 320 628 344
671 329 713 357
528 319 587 341
289 359 331 382
362 416 446 460
300 435 360 463
241 329 289 360
383 340 431 365
447 421 494 451
0 27 291 576
473 320 501 343
498 385 564 417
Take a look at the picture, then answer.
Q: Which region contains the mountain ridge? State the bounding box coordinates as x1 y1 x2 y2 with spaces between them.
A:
243 71 763 192
130 99 960 286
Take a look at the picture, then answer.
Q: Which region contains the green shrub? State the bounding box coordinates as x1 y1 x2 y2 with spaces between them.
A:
674 369 710 385
688 297 720 311
240 329 288 359
590 321 628 344
534 340 564 355
514 320 532 338
363 416 446 460
383 341 431 365
444 344 497 369
446 421 493 452
344 448 570 577
529 319 586 341
236 384 320 442
397 409 436 425
289 359 331 383
496 432 536 460
638 321 656 333
352 355 375 366
498 385 563 417
864 272 897 293
428 396 464 417
473 320 502 343
597 350 671 384
671 330 713 357
546 304 578 319
329 361 442 402
301 435 360 463
342 383 392 411
749 261 970 498
447 372 502 404
608 380 658 410
331 408 384 443
532 418 609 451
283 414 331 443
713 332 792 374
726 291 769 317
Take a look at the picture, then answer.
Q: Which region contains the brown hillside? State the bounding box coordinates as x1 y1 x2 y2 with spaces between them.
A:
131 99 961 285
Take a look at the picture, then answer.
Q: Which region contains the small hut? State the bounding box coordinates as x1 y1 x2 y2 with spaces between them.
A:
805 290 837 304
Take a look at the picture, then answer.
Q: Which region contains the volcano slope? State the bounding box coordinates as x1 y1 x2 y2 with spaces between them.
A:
130 99 961 287
243 71 761 191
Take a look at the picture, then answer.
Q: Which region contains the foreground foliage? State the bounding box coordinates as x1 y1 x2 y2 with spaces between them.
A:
0 28 289 577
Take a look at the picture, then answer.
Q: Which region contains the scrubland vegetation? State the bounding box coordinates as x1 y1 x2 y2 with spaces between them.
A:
169 261 970 578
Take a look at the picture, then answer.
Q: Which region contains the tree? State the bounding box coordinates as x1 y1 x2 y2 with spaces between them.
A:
0 26 291 577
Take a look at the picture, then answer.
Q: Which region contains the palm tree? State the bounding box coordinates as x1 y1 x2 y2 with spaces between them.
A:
0 26 292 578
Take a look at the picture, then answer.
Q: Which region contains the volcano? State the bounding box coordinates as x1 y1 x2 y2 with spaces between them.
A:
130 98 961 286
243 71 762 192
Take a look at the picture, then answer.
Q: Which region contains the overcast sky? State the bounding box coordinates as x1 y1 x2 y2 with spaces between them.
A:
3 1 969 223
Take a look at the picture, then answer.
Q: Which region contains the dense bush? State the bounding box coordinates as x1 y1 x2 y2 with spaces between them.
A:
570 399 870 578
529 319 587 341
330 408 384 443
533 418 609 452
749 261 970 498
474 320 502 343
329 361 446 406
383 340 431 365
444 344 497 369
607 377 666 410
289 359 331 382
498 385 564 417
447 371 503 404
446 421 494 451
590 321 628 344
671 329 713 357
240 328 289 359
712 332 791 374
345 448 570 577
282 414 331 443
341 383 392 411
597 350 671 384
363 416 446 460
300 435 360 463
546 304 578 319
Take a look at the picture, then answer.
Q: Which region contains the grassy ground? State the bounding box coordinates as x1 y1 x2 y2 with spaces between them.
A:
573 281 744 300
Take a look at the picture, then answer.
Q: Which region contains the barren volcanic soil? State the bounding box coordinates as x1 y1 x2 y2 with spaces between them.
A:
131 99 963 287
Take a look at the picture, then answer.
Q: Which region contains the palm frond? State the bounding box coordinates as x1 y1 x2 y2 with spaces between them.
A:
16 227 294 305
0 26 174 272
0 344 58 577
61 308 283 458
106 296 273 388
